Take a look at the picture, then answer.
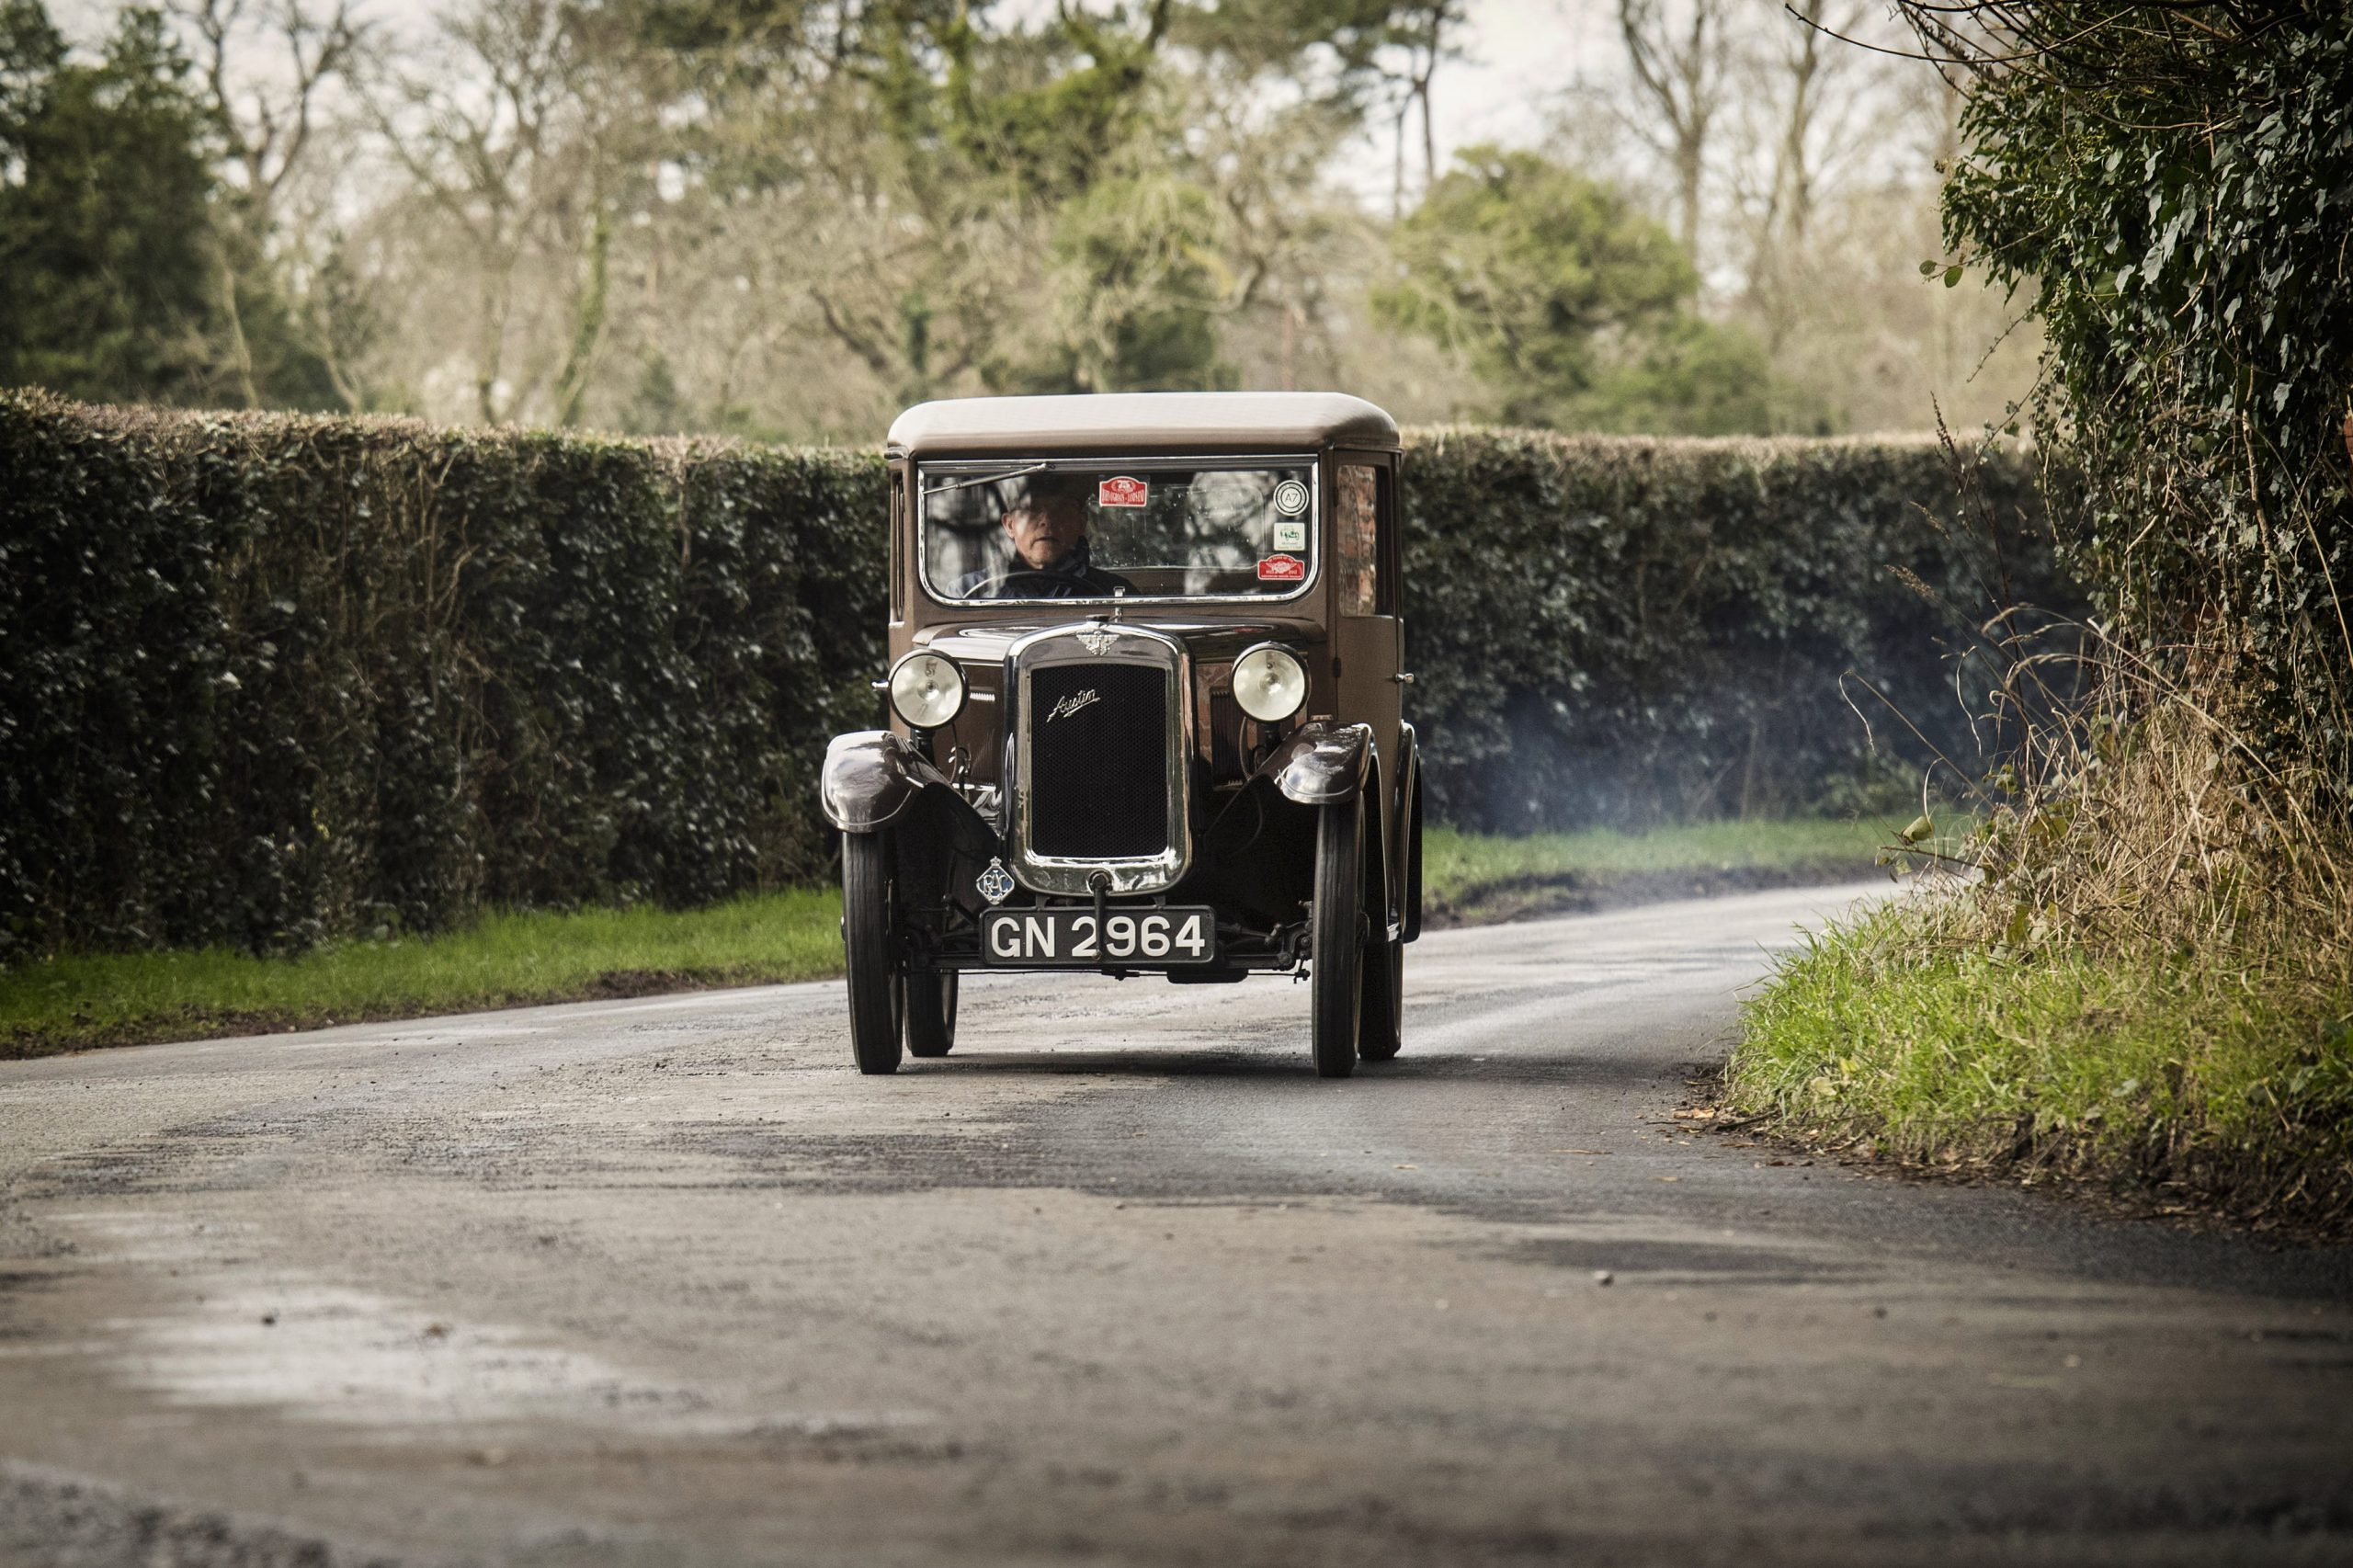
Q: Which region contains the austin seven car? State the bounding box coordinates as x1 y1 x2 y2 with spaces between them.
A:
819 392 1421 1077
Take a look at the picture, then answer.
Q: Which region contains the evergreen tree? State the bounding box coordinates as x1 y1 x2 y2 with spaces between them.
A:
1378 145 1787 434
0 0 225 403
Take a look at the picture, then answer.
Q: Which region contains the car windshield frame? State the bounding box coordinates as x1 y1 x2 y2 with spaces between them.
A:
915 452 1324 608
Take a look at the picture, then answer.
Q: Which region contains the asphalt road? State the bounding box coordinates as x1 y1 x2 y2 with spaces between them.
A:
2 882 2349 1568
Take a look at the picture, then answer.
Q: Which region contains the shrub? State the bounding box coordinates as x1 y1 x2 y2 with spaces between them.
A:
1402 427 2063 831
0 394 881 956
1917 1 2353 795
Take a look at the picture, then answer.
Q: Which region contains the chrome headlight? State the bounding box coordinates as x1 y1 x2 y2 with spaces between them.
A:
889 650 966 728
1231 643 1307 723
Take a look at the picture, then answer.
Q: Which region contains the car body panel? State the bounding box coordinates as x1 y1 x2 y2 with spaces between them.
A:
1263 722 1374 805
819 731 949 833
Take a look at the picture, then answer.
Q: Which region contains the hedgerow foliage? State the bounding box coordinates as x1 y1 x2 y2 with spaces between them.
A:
1722 6 2353 1233
1404 428 2058 832
1 392 2059 956
0 393 882 957
1918 1 2352 788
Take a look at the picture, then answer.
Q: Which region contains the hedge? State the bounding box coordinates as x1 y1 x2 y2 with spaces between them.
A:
1404 428 2064 831
0 392 2064 957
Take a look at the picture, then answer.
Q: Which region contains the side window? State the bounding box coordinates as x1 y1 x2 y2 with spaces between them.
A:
1336 463 1379 616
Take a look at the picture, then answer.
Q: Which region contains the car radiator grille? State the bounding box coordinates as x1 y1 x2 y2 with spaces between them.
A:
1026 663 1171 859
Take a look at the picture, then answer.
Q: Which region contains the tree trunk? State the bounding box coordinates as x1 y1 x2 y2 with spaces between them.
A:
552 198 613 429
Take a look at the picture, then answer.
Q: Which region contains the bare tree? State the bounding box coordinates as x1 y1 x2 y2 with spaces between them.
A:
176 0 364 216
1615 0 1725 256
1730 0 1901 349
170 0 368 405
1383 0 1462 218
364 0 649 426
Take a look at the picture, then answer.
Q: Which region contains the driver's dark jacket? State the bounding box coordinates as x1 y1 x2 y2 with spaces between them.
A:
955 538 1134 598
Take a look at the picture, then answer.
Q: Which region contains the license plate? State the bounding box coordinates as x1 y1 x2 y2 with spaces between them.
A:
982 906 1218 967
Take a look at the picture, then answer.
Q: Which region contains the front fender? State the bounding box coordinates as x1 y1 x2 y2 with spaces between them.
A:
1261 722 1375 806
820 731 951 833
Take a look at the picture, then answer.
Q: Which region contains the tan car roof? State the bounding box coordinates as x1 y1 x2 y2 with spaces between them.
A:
887 392 1401 456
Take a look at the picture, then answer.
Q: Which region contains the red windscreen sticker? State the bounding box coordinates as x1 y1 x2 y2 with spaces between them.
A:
1256 553 1306 582
1097 476 1149 507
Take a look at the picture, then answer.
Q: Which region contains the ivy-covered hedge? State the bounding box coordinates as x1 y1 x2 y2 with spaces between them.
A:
0 393 882 957
0 392 2063 956
1404 428 2063 832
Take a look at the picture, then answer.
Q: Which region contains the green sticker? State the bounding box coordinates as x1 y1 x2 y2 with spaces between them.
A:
1273 521 1306 551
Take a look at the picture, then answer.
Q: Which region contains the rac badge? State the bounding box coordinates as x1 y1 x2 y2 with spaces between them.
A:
975 858 1015 905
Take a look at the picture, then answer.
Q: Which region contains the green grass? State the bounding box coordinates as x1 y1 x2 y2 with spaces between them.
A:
1422 817 1888 925
0 886 846 1060
3 817 1890 1060
1727 897 2353 1233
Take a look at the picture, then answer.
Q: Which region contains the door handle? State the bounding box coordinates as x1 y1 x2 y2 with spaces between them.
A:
1391 672 1415 686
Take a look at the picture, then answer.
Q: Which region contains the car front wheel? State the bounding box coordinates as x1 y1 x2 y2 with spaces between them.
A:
841 831 904 1074
1310 795 1365 1078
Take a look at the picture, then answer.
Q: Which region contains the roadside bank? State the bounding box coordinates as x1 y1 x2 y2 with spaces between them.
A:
1722 892 2353 1244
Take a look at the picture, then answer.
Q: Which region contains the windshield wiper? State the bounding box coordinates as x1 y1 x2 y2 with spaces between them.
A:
923 462 1051 495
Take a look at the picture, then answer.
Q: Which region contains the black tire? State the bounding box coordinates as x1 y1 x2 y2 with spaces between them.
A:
1310 795 1365 1078
841 831 904 1075
1358 929 1404 1062
906 968 958 1057
1403 767 1425 943
1362 778 1409 1062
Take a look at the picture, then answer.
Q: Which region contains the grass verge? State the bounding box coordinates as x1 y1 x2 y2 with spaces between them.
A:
1726 891 2353 1237
0 887 845 1060
1422 818 1884 926
2 817 1885 1060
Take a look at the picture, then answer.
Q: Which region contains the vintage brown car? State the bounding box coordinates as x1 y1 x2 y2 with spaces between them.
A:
819 392 1421 1077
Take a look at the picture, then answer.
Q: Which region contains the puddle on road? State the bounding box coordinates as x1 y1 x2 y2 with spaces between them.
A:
50 1210 933 1447
109 1278 682 1425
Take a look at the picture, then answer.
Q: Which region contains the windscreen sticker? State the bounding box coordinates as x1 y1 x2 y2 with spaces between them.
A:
1097 476 1149 508
1272 520 1307 551
1256 553 1307 583
1273 479 1310 515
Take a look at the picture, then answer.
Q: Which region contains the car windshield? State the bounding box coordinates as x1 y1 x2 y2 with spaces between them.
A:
920 460 1317 602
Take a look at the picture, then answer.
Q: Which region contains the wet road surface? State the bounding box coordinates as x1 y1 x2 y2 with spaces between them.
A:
2 882 2349 1567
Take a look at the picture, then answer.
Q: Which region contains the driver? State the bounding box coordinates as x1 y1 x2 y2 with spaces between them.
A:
958 473 1134 598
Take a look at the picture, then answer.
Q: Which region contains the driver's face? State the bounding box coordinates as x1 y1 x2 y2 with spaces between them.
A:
1004 494 1088 570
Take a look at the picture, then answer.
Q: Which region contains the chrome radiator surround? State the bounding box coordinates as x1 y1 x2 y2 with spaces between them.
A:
1003 622 1193 896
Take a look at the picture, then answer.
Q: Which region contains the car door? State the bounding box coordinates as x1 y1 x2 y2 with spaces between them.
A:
1329 452 1404 920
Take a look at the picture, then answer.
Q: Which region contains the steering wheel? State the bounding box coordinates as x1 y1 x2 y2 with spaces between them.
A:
972 569 1088 597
